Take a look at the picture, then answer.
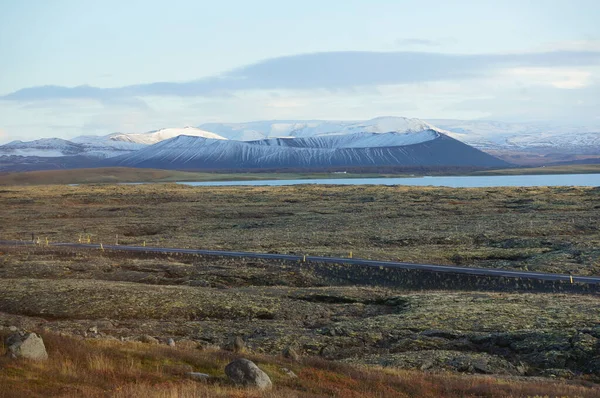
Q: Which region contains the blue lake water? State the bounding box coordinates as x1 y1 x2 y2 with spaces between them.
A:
178 173 600 188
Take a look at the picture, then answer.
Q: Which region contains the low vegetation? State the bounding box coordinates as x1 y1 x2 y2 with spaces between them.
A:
0 246 599 386
0 167 392 186
475 163 600 176
1 183 599 396
0 163 599 186
1 184 599 275
2 331 598 398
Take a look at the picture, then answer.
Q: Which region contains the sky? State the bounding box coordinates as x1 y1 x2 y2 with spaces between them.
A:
1 0 599 143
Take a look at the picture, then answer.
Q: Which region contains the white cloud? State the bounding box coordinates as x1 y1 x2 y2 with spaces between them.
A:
503 67 593 89
540 39 600 52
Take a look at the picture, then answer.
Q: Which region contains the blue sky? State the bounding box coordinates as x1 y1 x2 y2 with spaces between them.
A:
1 0 599 142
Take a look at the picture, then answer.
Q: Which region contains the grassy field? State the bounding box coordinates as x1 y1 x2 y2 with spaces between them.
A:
0 167 391 186
0 184 599 275
3 330 599 398
474 164 600 176
0 245 599 396
0 163 599 186
1 183 600 395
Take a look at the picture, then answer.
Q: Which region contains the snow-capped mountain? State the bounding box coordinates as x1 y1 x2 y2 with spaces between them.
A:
69 135 146 158
109 130 509 170
427 119 600 154
0 127 233 171
6 116 599 172
0 138 86 157
107 127 227 145
67 127 227 158
199 116 444 141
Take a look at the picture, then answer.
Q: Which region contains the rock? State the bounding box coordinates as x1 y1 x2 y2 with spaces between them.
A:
167 338 176 347
187 372 211 381
542 368 575 379
138 335 159 344
515 361 528 376
96 320 113 329
421 329 462 339
5 332 48 361
88 326 98 334
571 333 598 359
227 336 246 353
281 367 298 378
420 361 434 371
8 326 18 332
195 340 221 351
188 280 210 287
471 359 493 374
282 346 300 361
224 358 272 390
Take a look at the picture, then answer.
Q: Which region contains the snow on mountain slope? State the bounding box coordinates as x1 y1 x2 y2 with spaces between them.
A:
199 116 444 141
110 130 509 170
70 135 147 158
0 138 85 157
68 127 228 158
427 119 600 154
251 130 439 149
109 127 227 145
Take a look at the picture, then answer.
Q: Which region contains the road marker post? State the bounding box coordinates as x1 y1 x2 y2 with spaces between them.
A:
570 275 574 284
349 251 352 259
143 241 146 247
45 237 49 247
116 234 119 245
303 254 306 263
100 243 104 251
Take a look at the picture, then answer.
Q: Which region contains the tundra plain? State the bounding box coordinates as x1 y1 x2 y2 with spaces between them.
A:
1 183 599 397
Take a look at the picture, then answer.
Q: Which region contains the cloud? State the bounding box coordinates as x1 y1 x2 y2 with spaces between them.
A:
2 50 600 102
541 39 600 52
445 83 600 123
504 67 593 89
395 38 444 47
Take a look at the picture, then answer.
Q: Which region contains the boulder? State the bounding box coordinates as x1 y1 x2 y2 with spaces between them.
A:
281 367 298 378
5 332 48 361
187 372 211 381
282 346 300 361
224 358 272 390
233 336 246 353
167 338 176 347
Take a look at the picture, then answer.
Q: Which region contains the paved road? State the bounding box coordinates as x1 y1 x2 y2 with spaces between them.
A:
2 240 600 285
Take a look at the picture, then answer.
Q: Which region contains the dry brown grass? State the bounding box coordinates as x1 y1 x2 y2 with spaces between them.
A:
0 331 598 398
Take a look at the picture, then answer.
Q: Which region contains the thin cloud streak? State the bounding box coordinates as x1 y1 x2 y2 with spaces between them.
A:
3 50 600 101
395 38 444 46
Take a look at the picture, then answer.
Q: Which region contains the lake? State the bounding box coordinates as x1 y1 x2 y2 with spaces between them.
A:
178 173 600 188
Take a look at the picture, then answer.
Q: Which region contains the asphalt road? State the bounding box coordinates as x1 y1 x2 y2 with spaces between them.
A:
2 240 600 285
